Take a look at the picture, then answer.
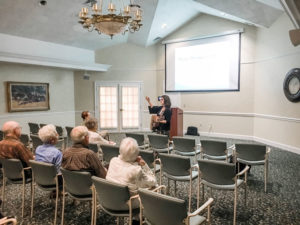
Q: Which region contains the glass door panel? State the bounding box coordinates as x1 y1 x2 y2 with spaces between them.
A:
98 86 118 129
121 86 140 129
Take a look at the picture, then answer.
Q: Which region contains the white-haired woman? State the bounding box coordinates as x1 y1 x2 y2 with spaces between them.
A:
35 124 62 173
106 137 157 208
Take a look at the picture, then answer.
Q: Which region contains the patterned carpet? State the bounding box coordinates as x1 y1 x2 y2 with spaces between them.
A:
1 135 300 225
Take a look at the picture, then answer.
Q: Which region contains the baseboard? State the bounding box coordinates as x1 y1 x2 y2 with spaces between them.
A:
199 131 300 155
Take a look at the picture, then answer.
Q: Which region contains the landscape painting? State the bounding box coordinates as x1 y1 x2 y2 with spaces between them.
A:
7 82 50 112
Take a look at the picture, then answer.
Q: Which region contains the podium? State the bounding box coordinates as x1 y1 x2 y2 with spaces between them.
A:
170 107 183 139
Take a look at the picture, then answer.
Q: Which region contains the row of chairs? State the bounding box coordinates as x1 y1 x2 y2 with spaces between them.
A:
0 157 212 225
125 133 270 225
0 141 270 225
126 133 270 192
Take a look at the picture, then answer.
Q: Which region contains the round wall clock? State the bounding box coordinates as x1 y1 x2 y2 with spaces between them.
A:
283 68 300 102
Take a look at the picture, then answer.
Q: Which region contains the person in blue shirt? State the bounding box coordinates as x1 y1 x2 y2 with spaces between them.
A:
35 124 62 173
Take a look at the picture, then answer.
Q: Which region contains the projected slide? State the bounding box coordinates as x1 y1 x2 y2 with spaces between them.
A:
166 33 240 92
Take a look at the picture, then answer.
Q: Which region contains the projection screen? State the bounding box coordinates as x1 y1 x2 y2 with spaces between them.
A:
165 31 241 92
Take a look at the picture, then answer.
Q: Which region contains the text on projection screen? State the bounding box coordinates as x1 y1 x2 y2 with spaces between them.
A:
166 34 239 91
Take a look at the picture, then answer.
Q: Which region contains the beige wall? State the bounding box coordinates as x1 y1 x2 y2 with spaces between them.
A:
253 14 300 150
74 43 158 127
157 14 256 136
73 13 300 152
0 62 75 134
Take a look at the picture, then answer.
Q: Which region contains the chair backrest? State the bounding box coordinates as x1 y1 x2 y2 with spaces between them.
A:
39 123 47 128
20 134 30 147
29 160 56 186
148 134 169 149
92 176 131 211
201 140 227 156
88 143 98 153
0 130 3 140
125 133 145 146
30 135 43 153
198 159 236 185
65 126 73 138
28 122 40 135
138 189 187 225
172 137 196 153
56 126 63 137
101 145 119 163
139 150 155 168
235 144 267 161
61 168 92 197
159 153 191 176
0 158 23 180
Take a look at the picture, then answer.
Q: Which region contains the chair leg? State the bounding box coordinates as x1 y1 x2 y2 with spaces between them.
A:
233 186 237 225
93 190 97 225
1 170 5 211
201 184 204 203
264 162 268 193
188 179 192 213
54 185 59 225
31 183 35 218
197 177 200 208
90 200 94 225
61 184 66 225
174 180 177 196
167 178 170 195
22 177 25 218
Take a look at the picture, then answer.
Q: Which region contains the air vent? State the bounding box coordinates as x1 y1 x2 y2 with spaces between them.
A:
153 37 161 42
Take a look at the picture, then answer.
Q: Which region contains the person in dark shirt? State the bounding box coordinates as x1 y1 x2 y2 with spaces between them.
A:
146 95 172 135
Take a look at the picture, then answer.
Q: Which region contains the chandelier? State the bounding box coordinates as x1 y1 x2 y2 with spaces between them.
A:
79 0 143 38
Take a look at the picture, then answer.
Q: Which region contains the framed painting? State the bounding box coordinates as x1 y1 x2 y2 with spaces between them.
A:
7 82 50 112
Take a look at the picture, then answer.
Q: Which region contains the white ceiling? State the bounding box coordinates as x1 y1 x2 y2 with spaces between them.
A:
0 0 284 50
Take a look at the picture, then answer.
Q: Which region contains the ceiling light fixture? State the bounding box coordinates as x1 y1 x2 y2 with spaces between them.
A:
79 0 143 39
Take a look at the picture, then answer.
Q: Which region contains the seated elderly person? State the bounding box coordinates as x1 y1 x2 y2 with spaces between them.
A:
85 117 115 159
106 137 157 208
0 121 33 167
82 111 108 139
35 124 62 173
62 126 107 178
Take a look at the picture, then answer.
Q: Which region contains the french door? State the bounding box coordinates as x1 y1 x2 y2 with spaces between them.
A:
95 81 143 131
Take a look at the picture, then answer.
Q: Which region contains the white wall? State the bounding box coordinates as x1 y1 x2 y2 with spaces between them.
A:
74 43 158 127
253 14 300 152
0 62 75 134
157 14 257 136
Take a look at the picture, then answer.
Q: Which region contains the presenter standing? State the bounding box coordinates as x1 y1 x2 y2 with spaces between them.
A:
146 95 172 135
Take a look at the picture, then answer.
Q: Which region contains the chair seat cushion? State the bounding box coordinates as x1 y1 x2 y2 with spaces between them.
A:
189 214 207 225
164 170 198 181
204 153 232 160
100 205 140 217
8 177 32 184
152 146 172 153
201 179 244 190
174 149 201 156
237 158 265 165
139 144 149 149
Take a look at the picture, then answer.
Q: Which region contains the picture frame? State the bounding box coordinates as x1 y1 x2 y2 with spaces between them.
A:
6 81 50 112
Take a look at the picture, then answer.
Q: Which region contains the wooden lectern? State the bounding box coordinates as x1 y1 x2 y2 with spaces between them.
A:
170 107 183 139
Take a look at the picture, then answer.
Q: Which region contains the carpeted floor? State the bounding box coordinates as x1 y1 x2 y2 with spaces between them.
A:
1 135 300 225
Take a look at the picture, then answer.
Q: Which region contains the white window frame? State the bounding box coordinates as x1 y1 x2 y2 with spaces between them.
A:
94 81 143 132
